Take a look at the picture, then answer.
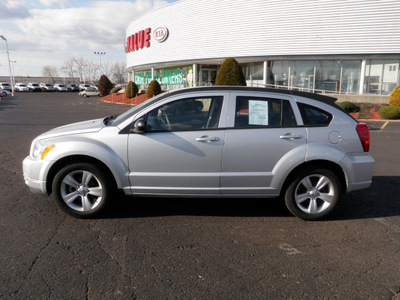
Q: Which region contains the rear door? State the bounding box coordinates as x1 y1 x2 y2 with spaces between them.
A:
221 92 307 196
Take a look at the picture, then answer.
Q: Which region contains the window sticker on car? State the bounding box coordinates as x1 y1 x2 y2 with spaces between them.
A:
249 100 269 125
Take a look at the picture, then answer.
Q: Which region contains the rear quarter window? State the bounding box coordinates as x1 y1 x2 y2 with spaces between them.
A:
298 103 332 126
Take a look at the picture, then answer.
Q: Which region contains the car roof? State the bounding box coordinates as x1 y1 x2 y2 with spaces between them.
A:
162 86 337 106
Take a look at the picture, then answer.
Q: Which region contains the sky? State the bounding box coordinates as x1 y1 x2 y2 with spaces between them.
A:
0 0 178 77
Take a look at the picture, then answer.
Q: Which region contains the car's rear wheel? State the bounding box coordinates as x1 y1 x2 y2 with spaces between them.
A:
52 163 113 218
284 168 341 220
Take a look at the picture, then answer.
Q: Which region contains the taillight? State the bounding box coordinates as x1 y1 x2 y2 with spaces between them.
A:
356 123 370 152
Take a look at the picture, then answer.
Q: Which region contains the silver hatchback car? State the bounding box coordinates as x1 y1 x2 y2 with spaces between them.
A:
23 87 374 220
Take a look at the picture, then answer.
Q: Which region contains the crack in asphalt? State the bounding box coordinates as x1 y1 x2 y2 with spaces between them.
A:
11 216 66 296
375 218 400 234
91 230 136 298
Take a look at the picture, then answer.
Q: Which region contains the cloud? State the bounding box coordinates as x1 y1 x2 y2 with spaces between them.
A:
0 0 172 76
14 0 170 51
0 0 31 19
38 0 71 7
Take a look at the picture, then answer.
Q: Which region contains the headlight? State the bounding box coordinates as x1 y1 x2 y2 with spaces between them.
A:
32 141 55 160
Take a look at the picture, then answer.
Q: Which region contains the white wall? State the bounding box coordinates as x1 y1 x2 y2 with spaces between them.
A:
126 0 400 69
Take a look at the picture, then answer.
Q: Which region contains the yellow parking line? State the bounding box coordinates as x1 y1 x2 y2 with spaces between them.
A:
379 121 389 131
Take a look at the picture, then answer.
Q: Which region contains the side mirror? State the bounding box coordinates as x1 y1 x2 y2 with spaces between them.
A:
132 118 146 133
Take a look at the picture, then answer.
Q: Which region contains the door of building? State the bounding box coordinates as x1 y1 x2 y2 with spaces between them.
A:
200 68 218 86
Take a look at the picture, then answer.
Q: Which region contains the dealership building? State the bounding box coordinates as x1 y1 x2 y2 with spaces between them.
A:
126 0 400 96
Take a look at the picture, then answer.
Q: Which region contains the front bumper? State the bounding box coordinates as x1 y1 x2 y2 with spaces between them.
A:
22 156 51 195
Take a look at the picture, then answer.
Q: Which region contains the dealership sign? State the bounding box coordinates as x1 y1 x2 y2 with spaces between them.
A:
125 26 169 53
153 27 169 43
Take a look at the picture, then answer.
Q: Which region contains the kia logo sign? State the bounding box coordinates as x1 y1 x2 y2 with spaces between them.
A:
153 27 169 43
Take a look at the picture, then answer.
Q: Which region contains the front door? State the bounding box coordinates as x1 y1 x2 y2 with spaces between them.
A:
127 93 227 195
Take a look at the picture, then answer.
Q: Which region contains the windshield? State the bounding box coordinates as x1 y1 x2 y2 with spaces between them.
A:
111 92 168 126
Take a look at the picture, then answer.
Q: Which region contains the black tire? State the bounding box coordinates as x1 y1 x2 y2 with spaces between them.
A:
52 163 114 218
284 168 341 221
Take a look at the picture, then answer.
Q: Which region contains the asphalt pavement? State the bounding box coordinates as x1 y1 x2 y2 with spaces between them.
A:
1 92 400 299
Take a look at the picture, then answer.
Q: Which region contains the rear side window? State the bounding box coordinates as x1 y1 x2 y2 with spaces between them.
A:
298 103 332 126
234 96 296 128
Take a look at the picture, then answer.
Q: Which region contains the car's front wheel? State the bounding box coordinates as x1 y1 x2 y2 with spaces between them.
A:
284 168 341 221
52 163 114 218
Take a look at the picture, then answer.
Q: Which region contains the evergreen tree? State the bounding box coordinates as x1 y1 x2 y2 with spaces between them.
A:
146 80 162 98
98 74 114 96
215 57 246 86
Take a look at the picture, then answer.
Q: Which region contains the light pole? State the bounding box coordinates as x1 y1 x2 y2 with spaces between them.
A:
0 35 15 96
94 51 106 75
10 60 16 83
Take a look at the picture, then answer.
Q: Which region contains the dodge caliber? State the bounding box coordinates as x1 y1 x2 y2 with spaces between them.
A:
23 87 374 220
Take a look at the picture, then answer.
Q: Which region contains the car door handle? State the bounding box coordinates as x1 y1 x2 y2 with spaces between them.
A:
196 136 220 142
280 133 303 140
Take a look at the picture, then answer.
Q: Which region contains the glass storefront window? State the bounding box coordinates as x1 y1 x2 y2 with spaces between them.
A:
242 63 264 85
291 61 316 91
155 66 193 90
364 60 400 95
269 60 361 94
134 66 194 91
341 61 361 94
269 61 290 87
315 61 341 92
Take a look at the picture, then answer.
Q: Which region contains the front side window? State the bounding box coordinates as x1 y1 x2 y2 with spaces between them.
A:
145 96 223 132
234 96 296 128
298 103 332 126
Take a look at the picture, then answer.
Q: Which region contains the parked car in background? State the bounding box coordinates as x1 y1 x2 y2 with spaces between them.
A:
0 89 11 96
67 84 79 92
78 87 100 97
90 84 98 90
22 86 374 220
15 83 29 92
54 84 67 92
0 82 12 91
28 83 41 92
39 83 55 92
79 84 91 91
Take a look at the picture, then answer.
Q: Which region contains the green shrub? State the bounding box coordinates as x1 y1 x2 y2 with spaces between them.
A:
378 106 400 119
146 80 162 98
98 75 114 96
110 86 122 94
125 81 138 98
215 57 246 86
389 85 400 106
337 101 360 113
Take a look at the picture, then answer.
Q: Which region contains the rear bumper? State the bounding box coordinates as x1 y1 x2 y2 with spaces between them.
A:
344 154 375 192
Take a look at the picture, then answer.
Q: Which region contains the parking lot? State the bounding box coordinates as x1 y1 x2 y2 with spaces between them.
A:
1 92 400 299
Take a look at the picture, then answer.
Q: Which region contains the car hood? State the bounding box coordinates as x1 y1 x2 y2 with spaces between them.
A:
36 118 105 140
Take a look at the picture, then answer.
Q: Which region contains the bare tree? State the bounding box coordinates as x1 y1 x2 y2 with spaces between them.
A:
73 57 88 83
98 61 111 79
83 61 99 84
58 57 127 84
42 66 59 83
111 62 127 84
61 58 76 78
